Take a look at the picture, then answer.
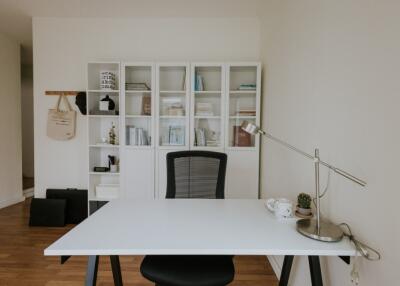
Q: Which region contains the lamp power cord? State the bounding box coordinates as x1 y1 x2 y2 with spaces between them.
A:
311 169 381 285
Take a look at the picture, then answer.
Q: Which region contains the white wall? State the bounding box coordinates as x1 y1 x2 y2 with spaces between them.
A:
21 64 34 178
33 17 260 197
260 0 398 285
0 32 24 208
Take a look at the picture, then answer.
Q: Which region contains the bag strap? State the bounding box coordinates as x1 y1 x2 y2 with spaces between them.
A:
56 95 73 112
62 95 73 111
55 95 63 111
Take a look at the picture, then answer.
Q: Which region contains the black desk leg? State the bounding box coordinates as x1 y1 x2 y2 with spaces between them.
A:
110 255 123 286
308 256 323 286
86 255 99 286
279 255 294 286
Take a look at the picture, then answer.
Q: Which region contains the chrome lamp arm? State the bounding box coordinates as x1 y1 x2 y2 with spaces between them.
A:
258 129 366 187
241 121 367 242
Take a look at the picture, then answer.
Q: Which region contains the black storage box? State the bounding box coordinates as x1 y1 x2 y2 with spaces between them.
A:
46 189 88 224
29 198 66 227
89 200 108 215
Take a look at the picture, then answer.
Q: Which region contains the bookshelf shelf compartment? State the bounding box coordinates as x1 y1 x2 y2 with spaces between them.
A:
126 115 151 118
195 91 221 94
87 62 122 207
194 116 221 119
229 90 256 94
88 115 119 118
229 116 256 119
89 172 120 176
229 117 257 147
126 90 151 94
89 144 120 148
160 90 186 94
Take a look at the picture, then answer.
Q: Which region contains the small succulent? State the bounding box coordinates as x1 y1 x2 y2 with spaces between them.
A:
298 193 312 209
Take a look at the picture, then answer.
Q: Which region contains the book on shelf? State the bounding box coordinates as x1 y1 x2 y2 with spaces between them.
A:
238 83 256 90
194 128 220 147
195 74 204 91
233 125 252 147
167 106 185 116
194 128 206 146
162 98 184 116
168 126 185 145
235 109 256 116
141 96 151 116
126 125 149 146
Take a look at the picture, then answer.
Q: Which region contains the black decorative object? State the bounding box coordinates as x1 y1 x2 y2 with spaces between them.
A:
93 166 110 172
29 198 67 227
101 95 115 110
46 189 88 224
75 92 87 115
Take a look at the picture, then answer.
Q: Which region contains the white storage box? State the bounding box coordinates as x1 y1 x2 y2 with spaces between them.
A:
95 184 119 200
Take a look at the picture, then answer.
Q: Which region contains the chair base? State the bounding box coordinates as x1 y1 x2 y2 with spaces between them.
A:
140 255 235 286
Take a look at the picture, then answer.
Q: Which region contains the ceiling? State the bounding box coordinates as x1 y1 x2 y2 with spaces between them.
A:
0 0 262 64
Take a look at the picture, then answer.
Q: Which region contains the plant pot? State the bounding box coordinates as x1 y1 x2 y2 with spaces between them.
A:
297 205 312 216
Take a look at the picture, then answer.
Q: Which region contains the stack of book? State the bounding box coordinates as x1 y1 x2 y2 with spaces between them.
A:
167 104 185 116
236 109 256 116
126 126 149 146
205 140 218 147
238 83 256 90
196 102 213 116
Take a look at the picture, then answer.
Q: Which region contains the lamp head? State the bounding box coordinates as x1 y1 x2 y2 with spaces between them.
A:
241 121 261 135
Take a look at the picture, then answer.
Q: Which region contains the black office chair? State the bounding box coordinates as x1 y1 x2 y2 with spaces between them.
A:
140 151 234 286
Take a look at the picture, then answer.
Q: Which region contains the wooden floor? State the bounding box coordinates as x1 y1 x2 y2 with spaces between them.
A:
0 199 278 286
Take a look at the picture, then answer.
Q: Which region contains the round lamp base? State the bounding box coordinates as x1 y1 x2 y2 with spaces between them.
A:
296 219 344 242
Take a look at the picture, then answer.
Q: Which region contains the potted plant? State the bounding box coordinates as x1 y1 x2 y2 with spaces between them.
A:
297 193 312 216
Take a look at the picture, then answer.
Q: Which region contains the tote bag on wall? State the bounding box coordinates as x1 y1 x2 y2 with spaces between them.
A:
47 95 77 140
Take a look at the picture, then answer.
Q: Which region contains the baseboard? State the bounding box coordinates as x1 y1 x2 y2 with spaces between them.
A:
267 255 282 278
0 195 25 209
23 187 34 198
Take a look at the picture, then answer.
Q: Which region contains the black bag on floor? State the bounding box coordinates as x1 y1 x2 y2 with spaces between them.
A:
46 189 88 224
29 198 66 227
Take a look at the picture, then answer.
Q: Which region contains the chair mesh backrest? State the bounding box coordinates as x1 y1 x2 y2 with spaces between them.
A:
166 151 227 199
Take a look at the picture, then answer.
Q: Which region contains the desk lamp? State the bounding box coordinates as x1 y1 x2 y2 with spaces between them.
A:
241 121 367 242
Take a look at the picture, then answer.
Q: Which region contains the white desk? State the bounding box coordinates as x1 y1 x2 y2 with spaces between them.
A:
45 199 355 286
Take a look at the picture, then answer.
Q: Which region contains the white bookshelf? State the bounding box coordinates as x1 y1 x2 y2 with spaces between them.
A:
155 63 190 198
121 62 156 199
224 62 261 198
85 61 261 205
87 62 121 207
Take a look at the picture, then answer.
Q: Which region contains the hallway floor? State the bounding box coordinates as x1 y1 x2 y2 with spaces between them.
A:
0 199 279 285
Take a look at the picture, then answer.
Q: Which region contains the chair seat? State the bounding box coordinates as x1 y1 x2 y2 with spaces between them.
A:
140 255 235 286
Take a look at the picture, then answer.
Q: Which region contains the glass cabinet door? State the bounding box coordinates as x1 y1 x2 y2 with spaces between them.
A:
157 65 189 147
124 65 153 147
227 65 259 148
191 64 224 148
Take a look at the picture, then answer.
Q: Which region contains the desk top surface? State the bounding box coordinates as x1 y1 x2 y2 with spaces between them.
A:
45 199 355 256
